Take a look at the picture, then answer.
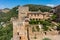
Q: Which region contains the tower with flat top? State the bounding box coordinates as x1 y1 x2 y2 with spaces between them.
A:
13 7 29 40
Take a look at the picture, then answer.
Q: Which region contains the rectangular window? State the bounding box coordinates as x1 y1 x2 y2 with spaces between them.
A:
19 37 21 40
17 32 19 35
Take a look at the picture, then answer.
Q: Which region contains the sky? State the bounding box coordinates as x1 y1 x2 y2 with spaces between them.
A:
0 0 60 9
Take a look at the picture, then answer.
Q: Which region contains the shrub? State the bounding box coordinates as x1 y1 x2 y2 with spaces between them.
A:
51 14 57 20
36 26 40 32
43 38 51 40
32 27 36 32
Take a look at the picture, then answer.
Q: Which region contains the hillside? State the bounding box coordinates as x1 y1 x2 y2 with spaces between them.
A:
53 5 60 22
0 4 52 22
0 6 18 40
0 8 10 13
23 4 52 12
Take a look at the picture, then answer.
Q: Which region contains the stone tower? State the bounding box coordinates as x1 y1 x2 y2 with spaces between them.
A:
13 7 29 40
18 7 29 20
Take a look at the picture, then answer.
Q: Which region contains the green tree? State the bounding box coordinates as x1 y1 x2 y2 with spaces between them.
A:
0 23 13 40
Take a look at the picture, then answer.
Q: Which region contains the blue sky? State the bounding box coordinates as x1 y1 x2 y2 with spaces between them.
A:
0 0 60 9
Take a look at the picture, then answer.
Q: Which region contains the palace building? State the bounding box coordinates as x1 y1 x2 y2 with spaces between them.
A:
13 6 53 40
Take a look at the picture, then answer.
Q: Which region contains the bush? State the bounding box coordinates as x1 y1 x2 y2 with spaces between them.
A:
29 20 39 24
43 38 51 40
36 26 40 32
56 25 60 31
51 14 57 20
32 27 36 32
42 26 49 31
40 20 51 26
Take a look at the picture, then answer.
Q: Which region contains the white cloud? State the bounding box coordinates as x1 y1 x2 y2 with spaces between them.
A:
46 4 55 7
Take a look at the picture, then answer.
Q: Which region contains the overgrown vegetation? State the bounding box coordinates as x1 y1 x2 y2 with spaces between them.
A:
51 14 57 20
0 6 19 40
36 26 40 32
56 24 60 31
29 19 56 31
0 6 19 22
0 23 13 40
32 27 36 32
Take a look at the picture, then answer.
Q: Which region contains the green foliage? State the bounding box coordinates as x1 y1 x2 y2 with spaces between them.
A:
24 4 52 12
29 20 40 24
40 20 51 26
29 20 36 24
36 26 40 32
0 6 19 40
40 20 54 31
0 6 19 22
51 14 57 20
7 6 19 17
34 36 37 39
0 23 13 40
29 19 56 31
32 27 36 32
29 20 51 26
42 26 49 31
0 12 8 22
43 38 51 40
56 25 60 31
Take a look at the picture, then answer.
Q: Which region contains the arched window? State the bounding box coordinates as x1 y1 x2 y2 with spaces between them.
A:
34 14 36 16
36 19 38 20
39 19 40 20
37 14 39 16
30 19 32 20
33 18 35 20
